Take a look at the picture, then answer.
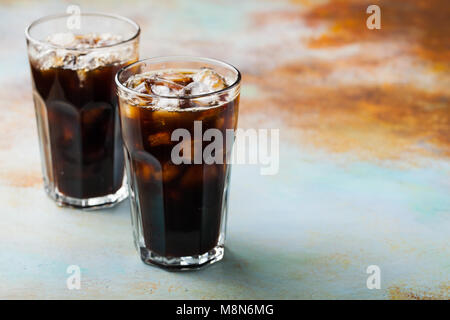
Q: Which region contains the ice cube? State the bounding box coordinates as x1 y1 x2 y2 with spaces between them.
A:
180 165 218 187
132 151 163 182
147 132 171 147
151 85 172 96
82 106 107 125
47 32 76 47
62 126 74 143
35 49 57 69
121 104 140 119
95 33 123 47
159 71 194 86
162 162 180 182
181 81 210 96
149 77 184 109
151 109 180 128
122 70 227 110
138 161 161 182
30 33 134 71
76 69 87 85
155 98 179 109
149 77 184 95
134 82 149 94
62 54 77 68
193 68 227 92
180 166 202 187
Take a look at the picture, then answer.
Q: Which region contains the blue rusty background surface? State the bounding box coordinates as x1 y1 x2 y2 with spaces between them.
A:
0 0 448 299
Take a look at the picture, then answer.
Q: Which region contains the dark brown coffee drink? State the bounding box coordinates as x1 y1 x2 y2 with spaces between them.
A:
117 58 241 269
28 30 139 207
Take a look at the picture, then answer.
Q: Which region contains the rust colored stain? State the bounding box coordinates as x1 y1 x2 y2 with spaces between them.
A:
388 283 450 300
242 63 449 160
127 281 160 295
302 0 450 70
242 1 450 161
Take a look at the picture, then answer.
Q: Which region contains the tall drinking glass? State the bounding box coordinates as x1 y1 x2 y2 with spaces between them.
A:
26 13 140 209
116 57 241 269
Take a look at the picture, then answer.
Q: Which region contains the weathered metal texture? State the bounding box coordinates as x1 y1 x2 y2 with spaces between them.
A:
0 0 448 299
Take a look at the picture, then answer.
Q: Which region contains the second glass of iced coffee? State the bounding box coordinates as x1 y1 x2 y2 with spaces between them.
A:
26 13 140 209
116 57 241 269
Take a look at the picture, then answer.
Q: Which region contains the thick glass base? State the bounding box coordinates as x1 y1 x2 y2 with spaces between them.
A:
139 245 224 271
44 181 129 210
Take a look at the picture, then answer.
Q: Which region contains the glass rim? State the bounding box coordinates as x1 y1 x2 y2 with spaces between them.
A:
25 12 140 51
115 56 242 100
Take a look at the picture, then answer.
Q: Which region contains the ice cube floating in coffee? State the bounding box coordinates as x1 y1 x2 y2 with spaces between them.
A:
122 68 232 109
28 32 136 71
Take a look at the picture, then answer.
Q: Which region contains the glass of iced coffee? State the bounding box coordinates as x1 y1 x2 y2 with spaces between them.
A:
26 13 139 209
116 57 241 269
